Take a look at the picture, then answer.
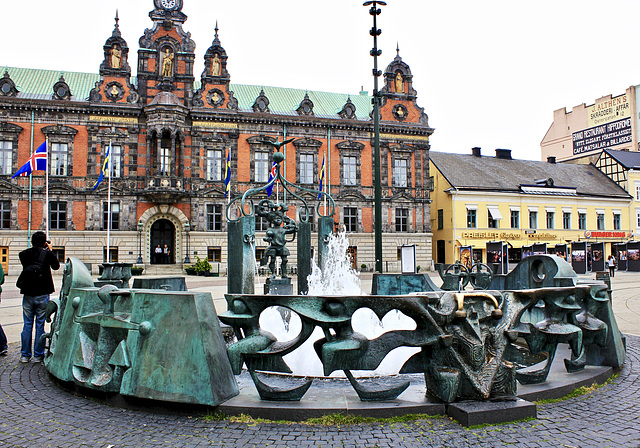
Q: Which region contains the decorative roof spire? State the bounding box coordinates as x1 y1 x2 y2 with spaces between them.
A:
112 10 122 38
212 20 221 45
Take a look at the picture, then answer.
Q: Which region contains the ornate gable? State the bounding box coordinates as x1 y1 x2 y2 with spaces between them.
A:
0 71 18 97
193 24 238 111
90 13 140 105
379 48 429 126
137 0 196 105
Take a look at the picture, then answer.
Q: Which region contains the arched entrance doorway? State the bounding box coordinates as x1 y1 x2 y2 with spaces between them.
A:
150 219 175 264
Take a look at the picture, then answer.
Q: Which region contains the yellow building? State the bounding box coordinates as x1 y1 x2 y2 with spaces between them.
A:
430 149 632 267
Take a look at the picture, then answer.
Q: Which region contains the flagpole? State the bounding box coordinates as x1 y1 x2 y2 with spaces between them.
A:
27 110 34 244
45 136 49 237
227 148 231 206
107 141 112 263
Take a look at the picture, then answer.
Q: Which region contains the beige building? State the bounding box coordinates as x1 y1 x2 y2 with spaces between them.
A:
541 88 637 164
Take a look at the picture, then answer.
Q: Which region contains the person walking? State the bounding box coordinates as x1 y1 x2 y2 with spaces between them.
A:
607 255 616 278
17 231 60 363
0 262 7 356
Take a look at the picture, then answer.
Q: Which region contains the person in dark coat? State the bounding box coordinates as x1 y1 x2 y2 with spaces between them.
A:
18 231 60 363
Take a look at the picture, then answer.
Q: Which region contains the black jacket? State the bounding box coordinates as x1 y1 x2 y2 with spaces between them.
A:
18 247 60 296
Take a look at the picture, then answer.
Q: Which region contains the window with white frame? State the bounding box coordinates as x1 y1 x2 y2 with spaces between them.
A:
510 210 520 229
613 211 621 230
255 151 269 183
299 153 314 184
563 212 571 230
578 212 587 230
206 149 224 181
207 204 223 231
636 209 640 228
50 143 68 176
467 207 477 228
344 207 358 232
395 208 409 232
394 158 408 187
102 202 120 230
0 141 12 175
159 146 171 176
343 156 357 186
0 200 10 229
597 212 605 230
546 210 555 229
50 201 67 230
635 182 640 201
529 210 538 229
110 144 122 178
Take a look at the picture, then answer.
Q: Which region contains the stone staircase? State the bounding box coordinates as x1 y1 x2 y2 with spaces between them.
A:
140 264 186 276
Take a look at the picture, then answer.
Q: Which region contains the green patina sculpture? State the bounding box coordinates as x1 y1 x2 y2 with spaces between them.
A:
257 199 297 279
220 255 626 403
43 257 238 406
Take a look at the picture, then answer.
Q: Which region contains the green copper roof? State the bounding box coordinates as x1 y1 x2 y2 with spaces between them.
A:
229 84 372 120
3 66 373 120
4 67 100 101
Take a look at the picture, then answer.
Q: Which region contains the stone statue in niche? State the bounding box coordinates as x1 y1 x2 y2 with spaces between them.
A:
257 200 297 279
395 72 403 93
211 54 221 76
162 48 174 77
111 45 122 69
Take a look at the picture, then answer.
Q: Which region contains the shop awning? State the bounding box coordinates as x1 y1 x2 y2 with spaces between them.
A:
488 206 503 220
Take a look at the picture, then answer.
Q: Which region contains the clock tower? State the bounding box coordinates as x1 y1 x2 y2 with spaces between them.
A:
137 0 195 105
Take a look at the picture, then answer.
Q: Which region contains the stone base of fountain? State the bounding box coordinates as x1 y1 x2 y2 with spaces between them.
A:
217 345 613 425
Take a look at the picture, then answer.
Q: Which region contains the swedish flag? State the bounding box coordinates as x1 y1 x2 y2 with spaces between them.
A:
318 155 325 200
92 144 111 191
224 149 231 198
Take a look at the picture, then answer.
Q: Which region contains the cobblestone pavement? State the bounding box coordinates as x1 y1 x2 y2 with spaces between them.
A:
0 335 638 448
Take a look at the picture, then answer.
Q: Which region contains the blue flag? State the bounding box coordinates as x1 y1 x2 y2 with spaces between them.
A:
223 149 231 198
318 155 325 200
92 144 111 191
12 142 47 178
266 161 277 197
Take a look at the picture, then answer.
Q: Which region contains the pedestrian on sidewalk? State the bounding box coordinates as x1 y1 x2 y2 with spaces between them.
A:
17 231 60 363
607 255 616 278
0 262 7 356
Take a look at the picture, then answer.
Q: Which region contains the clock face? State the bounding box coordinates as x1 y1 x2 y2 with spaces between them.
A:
161 0 177 9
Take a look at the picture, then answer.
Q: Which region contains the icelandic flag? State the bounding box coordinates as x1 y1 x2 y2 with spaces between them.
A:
266 161 278 197
11 142 47 178
318 155 325 200
223 149 231 198
92 144 111 191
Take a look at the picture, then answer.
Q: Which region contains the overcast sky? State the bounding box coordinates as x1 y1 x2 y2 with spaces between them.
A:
2 0 640 161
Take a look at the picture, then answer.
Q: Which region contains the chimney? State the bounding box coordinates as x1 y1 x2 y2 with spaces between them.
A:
495 148 512 160
547 156 556 164
471 147 481 157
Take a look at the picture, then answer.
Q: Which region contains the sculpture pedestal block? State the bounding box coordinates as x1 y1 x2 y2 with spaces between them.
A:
447 398 536 427
264 278 293 295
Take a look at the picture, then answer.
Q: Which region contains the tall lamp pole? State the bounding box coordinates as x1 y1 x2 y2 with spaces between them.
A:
184 222 191 264
364 0 386 273
136 219 143 264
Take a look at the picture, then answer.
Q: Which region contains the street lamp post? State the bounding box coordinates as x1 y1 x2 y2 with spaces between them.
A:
136 219 143 264
364 0 386 273
184 222 191 264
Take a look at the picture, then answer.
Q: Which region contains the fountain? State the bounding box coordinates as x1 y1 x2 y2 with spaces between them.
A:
40 147 626 425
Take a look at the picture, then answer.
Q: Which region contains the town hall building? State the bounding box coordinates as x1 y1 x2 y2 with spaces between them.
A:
0 0 434 274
